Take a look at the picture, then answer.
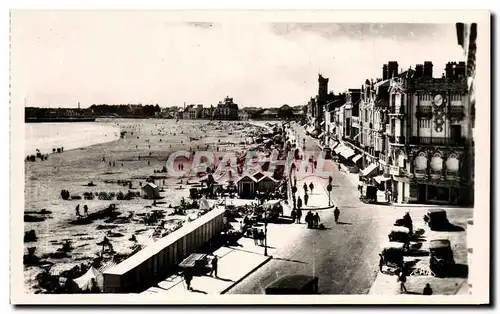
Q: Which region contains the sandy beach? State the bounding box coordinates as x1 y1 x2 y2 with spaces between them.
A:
23 118 270 293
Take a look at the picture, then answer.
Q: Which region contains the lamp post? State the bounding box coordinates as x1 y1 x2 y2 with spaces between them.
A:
264 215 268 257
327 184 332 207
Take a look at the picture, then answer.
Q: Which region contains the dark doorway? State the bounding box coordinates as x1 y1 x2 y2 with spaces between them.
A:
451 125 462 144
242 183 251 199
418 184 427 203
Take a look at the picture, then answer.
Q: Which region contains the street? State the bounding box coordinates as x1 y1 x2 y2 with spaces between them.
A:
227 123 396 294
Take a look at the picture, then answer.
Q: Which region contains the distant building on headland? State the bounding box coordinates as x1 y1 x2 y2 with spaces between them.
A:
212 96 239 120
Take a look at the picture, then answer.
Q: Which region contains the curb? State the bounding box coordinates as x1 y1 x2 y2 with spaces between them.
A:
220 255 273 294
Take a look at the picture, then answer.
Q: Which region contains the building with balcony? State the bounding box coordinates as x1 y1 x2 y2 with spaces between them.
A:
386 61 471 205
213 96 239 120
456 22 477 207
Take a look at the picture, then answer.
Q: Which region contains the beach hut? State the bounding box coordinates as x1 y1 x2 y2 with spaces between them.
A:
215 170 240 186
141 182 160 199
74 266 104 292
236 174 258 199
257 174 279 193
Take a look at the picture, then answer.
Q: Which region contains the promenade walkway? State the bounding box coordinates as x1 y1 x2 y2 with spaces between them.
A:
141 235 272 295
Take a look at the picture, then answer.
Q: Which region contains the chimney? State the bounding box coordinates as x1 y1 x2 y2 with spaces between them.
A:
382 64 388 80
455 61 466 78
415 64 424 78
445 62 454 78
387 61 399 78
423 61 433 77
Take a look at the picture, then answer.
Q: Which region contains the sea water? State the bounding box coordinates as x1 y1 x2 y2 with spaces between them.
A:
24 122 120 155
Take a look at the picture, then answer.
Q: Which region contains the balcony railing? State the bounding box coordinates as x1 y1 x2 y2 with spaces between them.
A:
409 137 465 146
389 106 405 115
445 170 460 180
449 106 465 120
415 106 433 119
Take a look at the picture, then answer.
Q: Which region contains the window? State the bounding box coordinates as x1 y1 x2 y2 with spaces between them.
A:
419 119 430 128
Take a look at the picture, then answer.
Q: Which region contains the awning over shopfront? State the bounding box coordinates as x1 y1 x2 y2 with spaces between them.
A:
334 145 346 154
318 132 325 138
361 163 378 177
374 175 391 184
320 121 325 126
330 141 340 150
306 126 315 134
340 147 356 159
352 154 362 163
310 129 320 137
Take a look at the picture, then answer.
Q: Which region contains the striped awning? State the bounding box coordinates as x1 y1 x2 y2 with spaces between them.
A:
340 147 356 159
352 154 362 163
334 145 346 154
361 163 378 177
374 175 391 184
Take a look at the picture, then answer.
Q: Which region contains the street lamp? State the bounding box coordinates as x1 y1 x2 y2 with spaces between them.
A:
264 212 268 257
327 183 332 206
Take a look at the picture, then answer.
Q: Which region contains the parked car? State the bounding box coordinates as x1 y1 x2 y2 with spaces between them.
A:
424 209 449 230
265 275 319 295
380 242 405 268
388 226 410 245
429 239 455 277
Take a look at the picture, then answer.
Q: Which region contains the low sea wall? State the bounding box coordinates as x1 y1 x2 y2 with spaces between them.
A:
103 206 226 293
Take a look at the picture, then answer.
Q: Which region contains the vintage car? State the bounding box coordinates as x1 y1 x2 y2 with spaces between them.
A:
429 239 455 277
360 185 378 204
424 209 449 231
388 226 410 247
265 275 319 295
380 242 405 268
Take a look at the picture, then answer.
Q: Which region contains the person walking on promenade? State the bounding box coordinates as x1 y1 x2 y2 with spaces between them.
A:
252 228 259 245
313 212 320 228
184 271 193 291
83 205 89 216
309 182 314 194
305 211 313 228
304 192 309 206
334 207 340 224
378 253 385 272
303 183 308 194
398 270 407 293
259 229 265 246
210 255 218 278
296 206 302 224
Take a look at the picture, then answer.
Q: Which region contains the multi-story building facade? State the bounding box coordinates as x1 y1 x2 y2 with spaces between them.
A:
213 96 239 120
386 61 471 205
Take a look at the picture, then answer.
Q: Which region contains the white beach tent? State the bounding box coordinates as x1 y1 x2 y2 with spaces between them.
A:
74 266 104 292
199 196 210 211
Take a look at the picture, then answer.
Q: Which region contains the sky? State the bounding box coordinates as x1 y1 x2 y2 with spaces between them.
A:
11 11 465 108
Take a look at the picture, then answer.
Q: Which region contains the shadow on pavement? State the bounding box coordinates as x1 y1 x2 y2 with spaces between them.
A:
447 264 469 278
403 291 422 295
189 288 207 294
406 249 429 257
273 257 308 264
212 276 234 282
433 223 465 232
335 221 351 225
